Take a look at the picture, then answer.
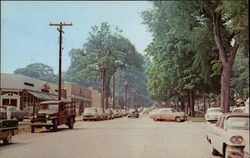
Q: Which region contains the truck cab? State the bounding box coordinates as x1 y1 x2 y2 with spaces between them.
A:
31 100 76 133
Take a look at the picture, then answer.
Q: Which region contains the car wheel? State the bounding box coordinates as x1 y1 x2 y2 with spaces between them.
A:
53 119 58 131
31 126 35 133
68 117 74 129
175 117 181 122
211 145 220 156
3 131 12 144
45 126 51 130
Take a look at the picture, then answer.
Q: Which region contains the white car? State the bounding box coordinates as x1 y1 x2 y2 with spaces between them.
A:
205 107 223 121
206 113 249 158
232 107 246 113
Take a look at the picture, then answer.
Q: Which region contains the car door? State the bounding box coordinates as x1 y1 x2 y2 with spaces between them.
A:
211 117 224 154
58 104 66 125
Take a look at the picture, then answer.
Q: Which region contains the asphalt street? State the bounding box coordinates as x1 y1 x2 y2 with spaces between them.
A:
0 115 222 158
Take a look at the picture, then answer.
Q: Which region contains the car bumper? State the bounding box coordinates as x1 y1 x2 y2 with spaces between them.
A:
226 145 244 158
31 121 53 128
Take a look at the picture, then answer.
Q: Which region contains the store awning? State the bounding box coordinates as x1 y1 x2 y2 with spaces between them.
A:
27 90 69 101
71 94 91 102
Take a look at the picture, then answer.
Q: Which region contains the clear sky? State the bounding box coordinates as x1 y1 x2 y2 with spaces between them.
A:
1 1 153 74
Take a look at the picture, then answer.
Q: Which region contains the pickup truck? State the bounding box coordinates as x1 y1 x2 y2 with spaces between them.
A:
206 113 249 158
0 120 18 144
30 100 76 133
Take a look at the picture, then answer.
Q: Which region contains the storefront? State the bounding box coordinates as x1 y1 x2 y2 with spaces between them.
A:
0 73 66 111
63 82 92 115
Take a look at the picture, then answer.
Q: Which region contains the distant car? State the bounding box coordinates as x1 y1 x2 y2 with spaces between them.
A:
205 107 223 122
96 108 105 120
206 113 249 158
105 108 114 119
128 109 139 118
82 107 99 121
149 108 187 122
232 107 246 113
1 106 29 121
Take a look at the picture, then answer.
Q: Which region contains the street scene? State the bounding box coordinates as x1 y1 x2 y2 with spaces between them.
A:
1 1 249 158
1 116 222 158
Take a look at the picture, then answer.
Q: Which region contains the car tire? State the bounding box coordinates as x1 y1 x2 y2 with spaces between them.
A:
31 126 35 133
211 146 220 156
175 117 181 122
68 117 74 129
3 131 12 144
53 119 58 131
45 126 51 130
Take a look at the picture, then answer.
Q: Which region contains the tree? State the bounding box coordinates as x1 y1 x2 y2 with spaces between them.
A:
14 63 57 82
64 22 144 107
198 0 248 112
141 1 221 116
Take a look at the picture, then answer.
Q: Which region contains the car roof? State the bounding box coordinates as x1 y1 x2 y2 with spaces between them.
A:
40 100 72 105
220 113 249 118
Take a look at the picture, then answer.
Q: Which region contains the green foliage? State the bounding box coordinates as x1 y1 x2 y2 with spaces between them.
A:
14 63 57 82
64 22 148 105
142 1 221 102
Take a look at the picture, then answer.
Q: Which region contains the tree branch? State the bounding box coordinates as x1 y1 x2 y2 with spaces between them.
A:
228 43 240 65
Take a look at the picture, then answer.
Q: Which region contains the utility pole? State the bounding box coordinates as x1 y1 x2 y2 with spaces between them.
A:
49 22 72 100
112 74 115 109
124 81 128 109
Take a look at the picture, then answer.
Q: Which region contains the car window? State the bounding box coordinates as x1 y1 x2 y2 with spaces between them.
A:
47 104 58 110
226 117 249 130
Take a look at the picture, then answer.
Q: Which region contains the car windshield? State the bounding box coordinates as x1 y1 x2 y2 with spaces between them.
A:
233 109 245 113
207 108 222 113
84 108 97 114
226 117 249 130
47 104 58 110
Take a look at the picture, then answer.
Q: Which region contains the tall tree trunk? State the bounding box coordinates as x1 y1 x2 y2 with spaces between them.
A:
220 64 231 112
212 7 239 113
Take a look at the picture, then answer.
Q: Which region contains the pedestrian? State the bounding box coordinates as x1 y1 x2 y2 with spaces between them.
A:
6 104 15 120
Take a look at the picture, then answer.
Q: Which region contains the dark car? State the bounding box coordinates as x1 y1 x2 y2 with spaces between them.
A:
128 109 139 118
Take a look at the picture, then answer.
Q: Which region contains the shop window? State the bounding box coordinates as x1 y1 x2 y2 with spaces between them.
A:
2 99 9 105
11 99 17 107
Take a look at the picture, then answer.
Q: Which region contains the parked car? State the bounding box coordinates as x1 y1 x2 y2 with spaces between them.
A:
0 106 29 121
128 109 139 118
205 107 223 122
232 107 246 113
30 100 76 133
96 108 106 120
149 108 187 122
0 119 18 144
105 108 114 119
206 113 249 158
82 107 99 121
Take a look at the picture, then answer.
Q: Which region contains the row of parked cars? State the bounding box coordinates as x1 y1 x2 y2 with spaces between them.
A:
82 107 129 121
205 98 249 158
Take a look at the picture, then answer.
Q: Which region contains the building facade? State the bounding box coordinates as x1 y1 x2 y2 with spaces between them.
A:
0 73 66 111
62 82 92 115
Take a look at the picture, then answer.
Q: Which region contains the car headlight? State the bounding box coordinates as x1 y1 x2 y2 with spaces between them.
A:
46 115 49 119
230 136 243 144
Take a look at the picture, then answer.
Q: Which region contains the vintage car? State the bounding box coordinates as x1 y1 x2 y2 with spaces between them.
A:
0 119 18 144
205 107 223 122
30 100 76 133
96 108 106 120
82 107 99 121
149 108 187 122
0 106 29 121
206 113 249 158
232 107 246 113
105 108 114 119
128 109 139 118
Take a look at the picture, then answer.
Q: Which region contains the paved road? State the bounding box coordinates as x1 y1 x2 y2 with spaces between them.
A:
0 115 222 158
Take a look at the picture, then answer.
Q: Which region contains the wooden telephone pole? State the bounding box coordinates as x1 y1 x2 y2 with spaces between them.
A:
49 22 72 100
